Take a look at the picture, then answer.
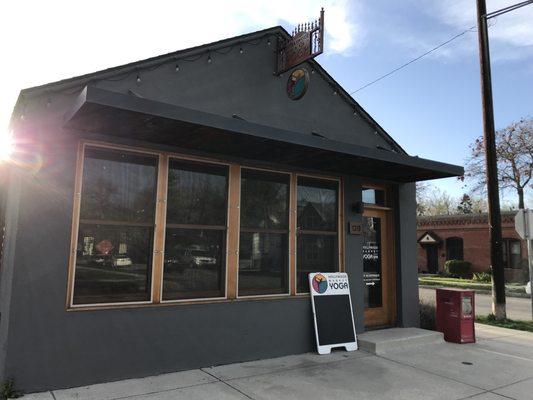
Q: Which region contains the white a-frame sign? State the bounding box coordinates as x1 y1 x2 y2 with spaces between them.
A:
309 272 358 354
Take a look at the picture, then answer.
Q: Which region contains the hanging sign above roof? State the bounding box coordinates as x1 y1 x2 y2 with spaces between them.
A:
277 8 324 74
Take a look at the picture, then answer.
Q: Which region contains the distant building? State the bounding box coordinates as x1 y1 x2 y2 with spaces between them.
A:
417 211 527 282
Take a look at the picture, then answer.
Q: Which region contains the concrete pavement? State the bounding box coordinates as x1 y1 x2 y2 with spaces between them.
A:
18 324 533 400
420 287 532 320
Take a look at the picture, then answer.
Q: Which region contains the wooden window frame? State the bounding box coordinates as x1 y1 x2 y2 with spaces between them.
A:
159 156 232 304
362 183 392 211
66 140 344 311
295 174 344 295
236 167 292 299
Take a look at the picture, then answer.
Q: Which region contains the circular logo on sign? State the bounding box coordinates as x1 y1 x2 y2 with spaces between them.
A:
312 274 328 294
287 68 309 100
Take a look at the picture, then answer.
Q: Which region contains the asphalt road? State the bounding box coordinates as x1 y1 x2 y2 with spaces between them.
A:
419 287 533 321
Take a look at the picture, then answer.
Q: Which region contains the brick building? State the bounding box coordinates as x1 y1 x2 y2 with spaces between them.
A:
417 211 527 282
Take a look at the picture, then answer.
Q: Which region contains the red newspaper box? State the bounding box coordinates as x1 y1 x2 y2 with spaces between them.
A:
436 288 475 344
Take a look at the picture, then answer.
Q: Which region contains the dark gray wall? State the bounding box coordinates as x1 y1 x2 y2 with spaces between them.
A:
0 168 21 383
343 177 365 332
92 35 391 151
396 183 420 327
0 36 419 393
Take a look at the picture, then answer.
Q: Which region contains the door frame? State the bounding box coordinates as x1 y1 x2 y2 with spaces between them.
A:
362 203 397 328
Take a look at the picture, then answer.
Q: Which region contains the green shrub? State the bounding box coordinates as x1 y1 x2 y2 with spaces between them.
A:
473 271 492 283
444 260 472 279
419 300 436 331
0 379 20 399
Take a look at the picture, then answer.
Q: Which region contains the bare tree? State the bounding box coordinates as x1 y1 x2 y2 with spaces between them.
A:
416 184 457 216
464 117 533 209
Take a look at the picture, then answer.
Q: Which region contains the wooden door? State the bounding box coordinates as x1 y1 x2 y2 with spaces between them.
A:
362 208 396 327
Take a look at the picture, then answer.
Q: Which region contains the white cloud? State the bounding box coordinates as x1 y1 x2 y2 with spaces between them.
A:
0 0 361 132
427 0 533 60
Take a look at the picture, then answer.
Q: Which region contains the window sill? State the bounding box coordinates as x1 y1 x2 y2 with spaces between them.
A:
66 293 310 312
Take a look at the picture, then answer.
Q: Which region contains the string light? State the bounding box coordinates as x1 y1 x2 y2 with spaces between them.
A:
239 47 244 54
207 54 212 63
136 74 141 83
175 64 180 72
267 39 271 46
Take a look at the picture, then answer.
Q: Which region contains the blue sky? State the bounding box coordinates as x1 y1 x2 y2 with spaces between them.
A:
1 0 531 203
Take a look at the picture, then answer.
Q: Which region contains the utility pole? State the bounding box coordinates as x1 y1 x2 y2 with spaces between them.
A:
475 0 533 320
476 0 506 320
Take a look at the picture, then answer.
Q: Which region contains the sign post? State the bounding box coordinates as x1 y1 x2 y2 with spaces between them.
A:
515 209 533 319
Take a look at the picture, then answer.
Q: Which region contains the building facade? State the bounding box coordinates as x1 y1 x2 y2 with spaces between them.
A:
417 212 527 282
0 27 461 393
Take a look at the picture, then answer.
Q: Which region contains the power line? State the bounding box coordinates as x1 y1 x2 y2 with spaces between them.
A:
349 26 477 94
350 0 533 95
485 0 533 19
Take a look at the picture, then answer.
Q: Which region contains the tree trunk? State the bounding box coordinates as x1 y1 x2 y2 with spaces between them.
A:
517 187 525 209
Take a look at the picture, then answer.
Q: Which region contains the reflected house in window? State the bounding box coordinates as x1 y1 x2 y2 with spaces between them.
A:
299 202 334 267
1 24 463 393
417 212 527 282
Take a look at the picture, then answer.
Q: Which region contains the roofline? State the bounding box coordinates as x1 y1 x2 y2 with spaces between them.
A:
417 211 517 222
18 26 283 97
307 58 406 154
12 25 408 154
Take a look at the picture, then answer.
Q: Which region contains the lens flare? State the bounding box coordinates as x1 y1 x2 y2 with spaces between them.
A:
0 130 15 162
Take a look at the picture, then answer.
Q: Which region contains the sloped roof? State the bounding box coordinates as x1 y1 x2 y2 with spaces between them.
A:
12 26 405 154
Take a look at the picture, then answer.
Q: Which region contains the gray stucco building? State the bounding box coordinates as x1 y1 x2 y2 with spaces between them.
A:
0 26 462 393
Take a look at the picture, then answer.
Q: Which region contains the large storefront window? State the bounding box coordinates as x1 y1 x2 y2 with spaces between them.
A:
238 169 289 296
162 160 228 300
69 144 344 308
73 148 158 305
296 177 338 293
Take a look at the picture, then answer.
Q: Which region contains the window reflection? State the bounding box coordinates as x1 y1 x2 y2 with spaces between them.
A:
296 177 338 293
362 188 386 207
163 160 228 300
74 148 158 305
296 234 337 293
297 178 337 231
166 160 228 226
163 229 225 299
239 170 289 296
80 149 157 223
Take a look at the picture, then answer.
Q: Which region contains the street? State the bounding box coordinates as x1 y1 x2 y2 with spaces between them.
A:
420 287 532 320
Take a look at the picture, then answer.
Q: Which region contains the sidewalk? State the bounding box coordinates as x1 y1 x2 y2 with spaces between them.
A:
19 324 533 400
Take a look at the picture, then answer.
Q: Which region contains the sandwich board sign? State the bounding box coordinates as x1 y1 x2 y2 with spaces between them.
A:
309 272 357 354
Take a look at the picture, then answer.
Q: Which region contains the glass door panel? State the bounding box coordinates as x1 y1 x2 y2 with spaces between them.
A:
362 216 382 308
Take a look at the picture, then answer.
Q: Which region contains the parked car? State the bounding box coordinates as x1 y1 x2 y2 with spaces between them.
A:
113 255 133 267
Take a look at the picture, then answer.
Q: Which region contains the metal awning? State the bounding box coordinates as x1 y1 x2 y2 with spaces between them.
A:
64 86 463 182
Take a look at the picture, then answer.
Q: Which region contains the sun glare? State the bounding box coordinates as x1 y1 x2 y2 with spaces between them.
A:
0 130 15 162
